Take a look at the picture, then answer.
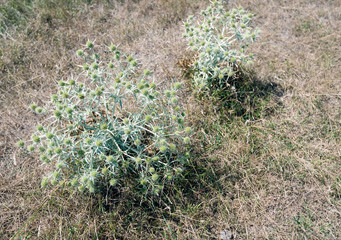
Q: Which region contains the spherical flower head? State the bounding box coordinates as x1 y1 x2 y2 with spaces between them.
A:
51 94 58 102
228 70 234 77
91 62 99 70
40 154 48 161
36 107 44 114
130 60 137 67
29 104 37 111
151 174 159 181
100 123 108 130
95 140 103 147
175 167 183 175
53 171 60 179
68 79 75 86
144 69 151 76
41 177 48 187
56 162 64 169
71 179 79 186
145 115 152 122
123 118 129 125
47 149 53 155
174 106 181 112
125 83 132 89
86 41 94 48
78 93 85 100
62 92 69 99
135 157 142 164
51 179 58 185
102 168 109 175
149 167 155 173
110 179 117 186
17 140 24 147
140 179 147 185
95 88 103 96
54 147 62 154
149 83 156 89
164 90 171 97
185 127 192 134
170 90 176 97
127 56 134 62
64 139 71 145
141 89 149 96
146 157 152 164
108 62 114 69
184 137 190 144
88 185 95 193
153 126 160 132
76 49 83 56
81 176 89 183
90 170 98 178
171 97 178 104
219 74 224 80
46 132 54 139
84 138 92 145
32 135 40 143
159 145 167 153
27 145 35 151
172 115 177 121
58 81 66 87
166 172 173 181
152 156 159 162
54 110 62 119
109 44 116 52
39 147 46 152
124 129 131 135
91 73 98 79
83 64 89 70
199 83 206 89
134 139 141 146
169 143 176 151
65 107 73 115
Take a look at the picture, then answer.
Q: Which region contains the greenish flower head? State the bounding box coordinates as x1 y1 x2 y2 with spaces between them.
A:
86 41 94 48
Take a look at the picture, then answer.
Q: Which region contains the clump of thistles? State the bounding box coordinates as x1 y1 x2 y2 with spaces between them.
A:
183 1 260 93
18 42 192 195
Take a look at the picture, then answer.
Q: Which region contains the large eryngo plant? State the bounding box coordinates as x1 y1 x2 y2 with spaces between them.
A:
183 1 260 92
18 42 191 195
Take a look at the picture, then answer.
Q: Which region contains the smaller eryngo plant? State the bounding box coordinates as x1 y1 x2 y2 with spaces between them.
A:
18 42 191 195
183 1 260 92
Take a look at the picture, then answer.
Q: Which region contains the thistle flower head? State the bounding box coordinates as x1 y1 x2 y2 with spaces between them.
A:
86 41 94 48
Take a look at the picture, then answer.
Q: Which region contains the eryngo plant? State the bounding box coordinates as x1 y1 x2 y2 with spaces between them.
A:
18 42 191 195
183 1 260 92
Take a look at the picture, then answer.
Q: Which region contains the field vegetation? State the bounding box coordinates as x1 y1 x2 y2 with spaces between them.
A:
1 0 340 239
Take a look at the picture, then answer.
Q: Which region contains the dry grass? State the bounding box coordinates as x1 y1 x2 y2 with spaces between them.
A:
1 0 340 239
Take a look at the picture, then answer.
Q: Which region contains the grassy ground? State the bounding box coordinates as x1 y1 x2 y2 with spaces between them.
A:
1 0 340 239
